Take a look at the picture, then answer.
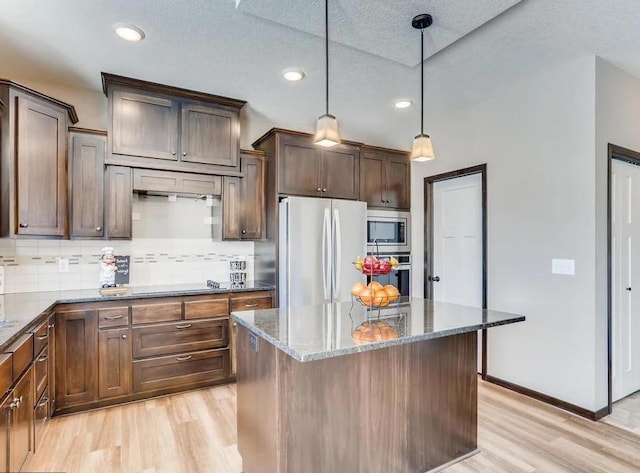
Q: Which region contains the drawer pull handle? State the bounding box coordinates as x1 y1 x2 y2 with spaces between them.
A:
38 354 48 362
244 302 258 308
176 355 192 362
38 397 49 408
48 324 55 329
36 334 48 340
175 323 192 329
104 315 124 320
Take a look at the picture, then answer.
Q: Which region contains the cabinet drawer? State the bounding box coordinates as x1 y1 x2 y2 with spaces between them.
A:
34 348 49 402
6 334 33 381
34 391 50 451
0 354 12 394
184 297 229 320
230 292 272 312
32 320 50 356
98 306 130 328
132 319 228 359
133 348 230 393
131 301 182 325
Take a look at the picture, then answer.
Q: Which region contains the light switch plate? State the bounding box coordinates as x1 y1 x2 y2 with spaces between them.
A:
132 212 142 221
552 259 575 275
0 266 4 294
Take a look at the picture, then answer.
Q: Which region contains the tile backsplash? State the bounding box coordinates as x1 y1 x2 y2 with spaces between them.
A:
0 238 254 294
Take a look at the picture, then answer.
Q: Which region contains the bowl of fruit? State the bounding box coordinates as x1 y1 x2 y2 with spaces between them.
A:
354 255 399 276
351 281 400 308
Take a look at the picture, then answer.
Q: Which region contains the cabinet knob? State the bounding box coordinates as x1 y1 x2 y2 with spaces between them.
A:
182 152 187 157
122 334 127 339
241 230 246 235
316 187 322 192
171 151 176 156
96 226 102 231
19 223 28 228
322 188 327 192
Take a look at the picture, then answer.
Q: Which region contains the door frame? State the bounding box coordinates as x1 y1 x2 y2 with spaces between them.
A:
606 144 640 416
424 164 488 378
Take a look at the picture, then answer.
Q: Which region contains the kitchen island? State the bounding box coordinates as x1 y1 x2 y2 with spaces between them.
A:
232 298 524 473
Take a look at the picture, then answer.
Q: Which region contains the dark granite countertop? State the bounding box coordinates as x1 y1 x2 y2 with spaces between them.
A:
0 281 274 350
231 297 525 362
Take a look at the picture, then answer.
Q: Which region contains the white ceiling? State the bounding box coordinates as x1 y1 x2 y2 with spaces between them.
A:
1 0 640 150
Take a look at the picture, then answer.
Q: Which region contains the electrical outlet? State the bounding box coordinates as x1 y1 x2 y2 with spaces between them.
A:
551 259 575 275
57 258 69 273
168 194 177 202
132 212 141 221
0 266 4 294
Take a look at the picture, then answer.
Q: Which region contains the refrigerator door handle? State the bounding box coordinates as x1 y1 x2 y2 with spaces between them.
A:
322 208 331 300
333 208 341 300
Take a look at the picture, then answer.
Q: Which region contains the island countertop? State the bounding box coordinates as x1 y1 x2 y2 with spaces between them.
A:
231 297 525 362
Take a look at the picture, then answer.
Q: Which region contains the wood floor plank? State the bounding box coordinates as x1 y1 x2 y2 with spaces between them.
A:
23 381 640 473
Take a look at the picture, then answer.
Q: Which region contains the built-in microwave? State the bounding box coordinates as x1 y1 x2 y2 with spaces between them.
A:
366 210 411 253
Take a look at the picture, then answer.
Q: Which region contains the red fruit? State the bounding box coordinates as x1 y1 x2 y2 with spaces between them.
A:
363 255 377 272
378 260 392 274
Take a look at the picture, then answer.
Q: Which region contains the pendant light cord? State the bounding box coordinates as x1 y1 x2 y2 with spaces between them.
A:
325 0 329 115
420 27 424 134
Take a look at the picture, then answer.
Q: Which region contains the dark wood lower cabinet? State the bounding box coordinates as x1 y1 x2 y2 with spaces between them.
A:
10 367 33 473
133 348 230 393
0 394 9 473
33 393 49 453
98 328 132 399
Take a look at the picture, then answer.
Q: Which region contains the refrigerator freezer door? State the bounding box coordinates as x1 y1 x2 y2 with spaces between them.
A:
279 197 332 308
330 199 367 302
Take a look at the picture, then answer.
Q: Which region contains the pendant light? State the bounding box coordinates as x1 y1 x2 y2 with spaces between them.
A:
410 14 435 162
314 0 341 148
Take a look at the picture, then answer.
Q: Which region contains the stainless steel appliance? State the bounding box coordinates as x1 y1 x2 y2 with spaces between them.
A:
279 197 367 307
366 209 411 253
366 253 411 297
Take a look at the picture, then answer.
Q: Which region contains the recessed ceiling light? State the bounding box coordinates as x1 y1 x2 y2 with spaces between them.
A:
282 68 305 82
394 99 413 109
113 23 145 42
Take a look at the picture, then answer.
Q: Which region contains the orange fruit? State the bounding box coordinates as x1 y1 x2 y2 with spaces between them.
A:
369 281 384 291
383 284 400 302
358 286 374 306
351 281 366 296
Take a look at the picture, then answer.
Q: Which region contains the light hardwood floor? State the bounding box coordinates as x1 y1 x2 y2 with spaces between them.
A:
25 381 640 473
603 390 640 436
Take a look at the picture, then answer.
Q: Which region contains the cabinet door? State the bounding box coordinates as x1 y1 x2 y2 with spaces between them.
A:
240 154 264 240
15 95 67 236
385 153 410 210
360 151 386 207
105 166 132 239
70 132 106 237
98 327 132 399
10 366 33 473
112 90 179 161
222 176 242 240
321 145 360 200
180 103 239 167
55 310 97 408
0 394 10 473
278 135 322 196
47 315 56 415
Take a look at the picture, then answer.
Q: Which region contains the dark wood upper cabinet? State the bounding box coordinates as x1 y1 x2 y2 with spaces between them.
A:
255 129 360 200
105 165 132 239
223 151 265 241
103 73 244 175
0 80 77 237
112 90 179 161
360 146 410 210
70 129 106 238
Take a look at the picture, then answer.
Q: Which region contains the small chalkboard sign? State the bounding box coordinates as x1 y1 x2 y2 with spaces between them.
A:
114 255 130 285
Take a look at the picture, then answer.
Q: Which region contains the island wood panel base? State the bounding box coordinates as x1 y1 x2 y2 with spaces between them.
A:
236 326 477 473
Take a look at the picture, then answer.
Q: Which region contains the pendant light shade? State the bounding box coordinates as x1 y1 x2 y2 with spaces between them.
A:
410 133 434 161
315 113 341 147
314 0 341 148
411 14 434 162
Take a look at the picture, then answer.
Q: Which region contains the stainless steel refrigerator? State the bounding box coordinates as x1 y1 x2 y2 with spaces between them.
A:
279 196 367 307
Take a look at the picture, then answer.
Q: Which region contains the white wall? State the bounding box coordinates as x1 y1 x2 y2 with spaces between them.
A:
594 58 640 408
411 56 600 410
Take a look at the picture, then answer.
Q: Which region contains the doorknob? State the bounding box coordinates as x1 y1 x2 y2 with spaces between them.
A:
430 276 440 282
626 287 632 291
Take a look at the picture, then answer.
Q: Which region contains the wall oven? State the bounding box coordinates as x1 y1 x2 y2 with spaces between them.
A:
366 210 411 253
366 253 411 297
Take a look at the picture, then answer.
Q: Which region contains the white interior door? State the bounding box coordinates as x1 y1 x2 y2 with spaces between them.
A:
432 173 483 371
612 159 640 402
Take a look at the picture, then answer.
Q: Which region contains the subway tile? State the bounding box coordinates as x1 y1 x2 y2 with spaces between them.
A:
15 240 38 248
